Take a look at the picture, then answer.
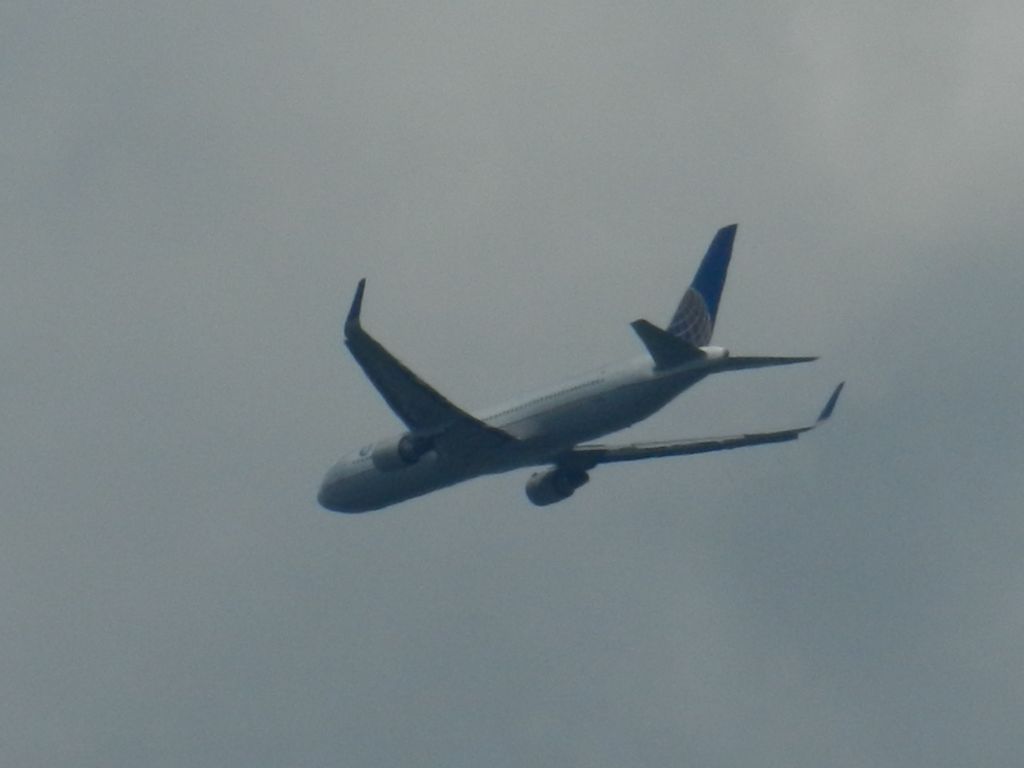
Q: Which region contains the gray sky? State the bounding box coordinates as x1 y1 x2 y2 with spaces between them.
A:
3 2 1023 765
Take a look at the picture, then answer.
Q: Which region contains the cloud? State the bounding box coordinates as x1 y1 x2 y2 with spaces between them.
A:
2 1 1023 765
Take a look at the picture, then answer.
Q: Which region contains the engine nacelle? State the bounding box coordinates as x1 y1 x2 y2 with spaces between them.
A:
525 467 590 506
371 433 432 472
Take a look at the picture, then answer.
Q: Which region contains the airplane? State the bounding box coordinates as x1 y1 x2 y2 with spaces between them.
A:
318 224 842 513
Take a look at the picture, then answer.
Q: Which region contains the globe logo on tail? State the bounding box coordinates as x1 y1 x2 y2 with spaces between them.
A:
667 287 713 346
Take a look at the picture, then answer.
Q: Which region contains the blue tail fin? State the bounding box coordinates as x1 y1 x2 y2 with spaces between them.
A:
666 224 737 345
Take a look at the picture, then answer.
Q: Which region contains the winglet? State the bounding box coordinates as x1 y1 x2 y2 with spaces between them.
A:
817 381 845 423
346 278 366 332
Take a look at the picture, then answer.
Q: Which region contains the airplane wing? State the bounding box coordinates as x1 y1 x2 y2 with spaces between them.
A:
343 280 514 455
563 382 843 468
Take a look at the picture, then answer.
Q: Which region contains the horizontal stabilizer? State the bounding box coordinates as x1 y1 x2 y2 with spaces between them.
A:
630 319 704 369
712 355 818 372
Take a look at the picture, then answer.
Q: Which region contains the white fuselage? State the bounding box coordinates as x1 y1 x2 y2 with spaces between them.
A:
317 350 726 512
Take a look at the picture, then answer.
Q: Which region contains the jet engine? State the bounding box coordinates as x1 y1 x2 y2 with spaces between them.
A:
371 433 433 472
525 467 590 506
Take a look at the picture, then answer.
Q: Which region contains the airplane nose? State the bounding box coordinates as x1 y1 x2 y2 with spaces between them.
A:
318 480 350 512
317 463 346 511
317 460 375 513
317 482 335 510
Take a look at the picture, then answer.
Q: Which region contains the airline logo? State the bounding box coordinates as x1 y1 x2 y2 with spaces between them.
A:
667 286 712 346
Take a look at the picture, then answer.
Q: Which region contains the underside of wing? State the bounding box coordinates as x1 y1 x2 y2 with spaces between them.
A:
343 280 513 456
564 382 844 469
